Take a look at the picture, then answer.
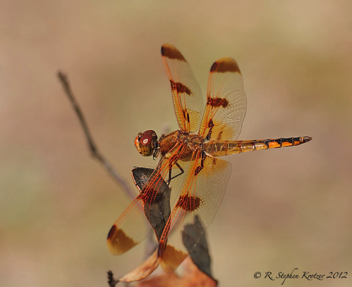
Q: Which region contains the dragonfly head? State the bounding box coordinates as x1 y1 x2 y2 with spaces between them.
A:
134 130 159 157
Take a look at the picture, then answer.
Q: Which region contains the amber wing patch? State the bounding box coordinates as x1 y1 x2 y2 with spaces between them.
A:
199 57 246 141
161 44 203 132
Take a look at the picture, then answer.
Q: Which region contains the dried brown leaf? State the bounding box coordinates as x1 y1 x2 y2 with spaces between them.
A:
135 257 217 287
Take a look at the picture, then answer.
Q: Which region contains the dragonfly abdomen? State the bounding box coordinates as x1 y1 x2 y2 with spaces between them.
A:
205 136 312 157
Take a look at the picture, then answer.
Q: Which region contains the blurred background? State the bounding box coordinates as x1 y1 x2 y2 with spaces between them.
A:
1 1 352 286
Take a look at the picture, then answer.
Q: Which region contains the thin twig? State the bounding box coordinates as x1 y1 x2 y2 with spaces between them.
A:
57 71 135 199
107 270 119 287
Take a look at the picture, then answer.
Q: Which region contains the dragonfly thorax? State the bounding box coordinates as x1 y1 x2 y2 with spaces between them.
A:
158 130 206 161
134 130 159 158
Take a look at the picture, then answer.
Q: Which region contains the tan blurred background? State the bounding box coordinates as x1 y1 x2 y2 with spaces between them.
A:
1 1 352 286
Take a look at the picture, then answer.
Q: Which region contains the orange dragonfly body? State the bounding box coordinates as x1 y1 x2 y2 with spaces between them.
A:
107 44 312 282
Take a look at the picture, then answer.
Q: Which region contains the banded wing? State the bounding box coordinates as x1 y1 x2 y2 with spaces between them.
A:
107 143 186 256
162 44 204 133
158 152 232 271
107 195 150 256
199 57 247 141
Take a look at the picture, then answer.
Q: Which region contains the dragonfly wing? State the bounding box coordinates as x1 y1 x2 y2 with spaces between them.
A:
107 195 150 255
107 143 185 255
161 44 204 133
158 152 232 271
199 57 247 141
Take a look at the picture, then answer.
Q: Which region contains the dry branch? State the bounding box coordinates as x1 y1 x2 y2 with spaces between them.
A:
57 71 135 199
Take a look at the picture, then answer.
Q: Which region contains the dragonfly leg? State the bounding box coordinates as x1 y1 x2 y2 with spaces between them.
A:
167 161 184 185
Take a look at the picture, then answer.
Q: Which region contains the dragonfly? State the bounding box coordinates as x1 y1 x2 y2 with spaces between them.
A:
107 44 312 282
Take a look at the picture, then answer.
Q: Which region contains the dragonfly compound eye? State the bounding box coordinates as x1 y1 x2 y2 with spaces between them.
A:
134 130 158 157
